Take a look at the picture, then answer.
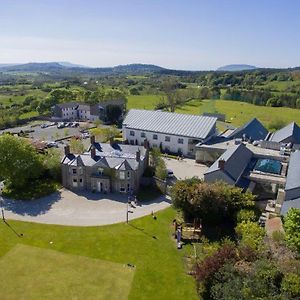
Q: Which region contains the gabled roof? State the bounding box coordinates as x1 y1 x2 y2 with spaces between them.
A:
62 142 145 171
285 150 300 191
227 118 268 141
77 104 91 111
268 122 300 144
115 160 133 171
57 102 79 109
123 109 217 139
204 143 253 182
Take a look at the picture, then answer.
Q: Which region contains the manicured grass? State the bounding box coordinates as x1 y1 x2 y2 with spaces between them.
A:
0 244 135 300
127 94 162 110
0 208 197 300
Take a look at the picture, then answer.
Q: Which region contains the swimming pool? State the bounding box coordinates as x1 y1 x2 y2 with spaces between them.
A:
254 159 282 175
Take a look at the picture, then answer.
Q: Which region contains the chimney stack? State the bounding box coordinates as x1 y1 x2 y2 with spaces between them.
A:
90 135 95 145
64 145 70 156
136 149 141 161
218 159 225 170
91 146 96 159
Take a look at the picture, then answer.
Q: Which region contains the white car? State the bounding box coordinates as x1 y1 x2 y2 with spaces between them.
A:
167 169 174 178
82 132 90 139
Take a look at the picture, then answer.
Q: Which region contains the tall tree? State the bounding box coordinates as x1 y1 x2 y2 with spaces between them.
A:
0 135 43 188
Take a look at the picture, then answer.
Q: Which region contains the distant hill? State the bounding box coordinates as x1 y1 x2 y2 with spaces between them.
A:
0 62 165 75
58 61 91 68
217 64 257 71
0 63 18 68
0 62 66 72
112 64 165 73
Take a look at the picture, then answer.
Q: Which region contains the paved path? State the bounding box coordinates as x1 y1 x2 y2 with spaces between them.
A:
2 189 171 226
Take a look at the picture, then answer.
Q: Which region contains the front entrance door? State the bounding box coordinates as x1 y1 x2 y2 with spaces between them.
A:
97 181 103 192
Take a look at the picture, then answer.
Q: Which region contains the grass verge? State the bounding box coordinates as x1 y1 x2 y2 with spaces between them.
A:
0 208 197 300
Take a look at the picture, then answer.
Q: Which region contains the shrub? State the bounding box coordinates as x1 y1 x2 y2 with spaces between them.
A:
284 208 300 252
235 221 265 250
194 244 237 283
236 209 257 223
281 273 300 298
171 180 255 224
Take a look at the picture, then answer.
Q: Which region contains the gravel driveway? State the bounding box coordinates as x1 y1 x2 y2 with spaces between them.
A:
2 189 171 226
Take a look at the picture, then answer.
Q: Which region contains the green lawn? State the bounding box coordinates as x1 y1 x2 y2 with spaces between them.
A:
0 208 197 300
127 94 162 110
214 99 300 127
176 99 300 128
0 244 135 300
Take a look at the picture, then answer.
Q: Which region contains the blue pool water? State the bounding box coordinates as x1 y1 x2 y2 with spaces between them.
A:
254 159 282 175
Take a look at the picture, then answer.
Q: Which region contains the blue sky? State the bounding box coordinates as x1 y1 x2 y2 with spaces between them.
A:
0 0 299 70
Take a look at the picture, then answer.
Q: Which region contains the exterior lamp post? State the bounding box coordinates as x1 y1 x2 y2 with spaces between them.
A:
0 182 5 222
126 195 130 224
0 198 4 222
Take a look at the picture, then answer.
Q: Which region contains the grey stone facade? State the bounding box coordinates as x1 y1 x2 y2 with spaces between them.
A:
61 138 148 194
52 99 126 123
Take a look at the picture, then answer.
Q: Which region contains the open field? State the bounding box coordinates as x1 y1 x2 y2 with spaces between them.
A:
127 94 161 110
0 244 135 300
0 208 197 300
257 79 300 91
127 95 300 128
214 100 300 127
0 86 47 106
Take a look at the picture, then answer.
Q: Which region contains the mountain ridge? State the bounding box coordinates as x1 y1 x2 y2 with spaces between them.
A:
217 64 257 71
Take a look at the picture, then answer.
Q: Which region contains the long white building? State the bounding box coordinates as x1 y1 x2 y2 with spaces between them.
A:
122 109 217 157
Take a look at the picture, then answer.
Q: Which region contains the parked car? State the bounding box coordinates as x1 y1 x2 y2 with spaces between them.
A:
82 132 90 139
57 122 65 129
41 123 48 128
167 169 174 178
47 141 59 148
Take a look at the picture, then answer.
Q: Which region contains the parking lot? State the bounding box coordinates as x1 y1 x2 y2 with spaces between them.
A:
0 120 94 152
163 157 208 180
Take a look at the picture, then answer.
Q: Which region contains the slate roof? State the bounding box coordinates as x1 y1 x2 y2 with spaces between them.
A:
285 150 300 191
57 102 80 109
123 109 217 139
227 118 268 141
267 122 300 144
78 104 91 111
62 142 145 171
281 198 300 216
204 143 253 182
